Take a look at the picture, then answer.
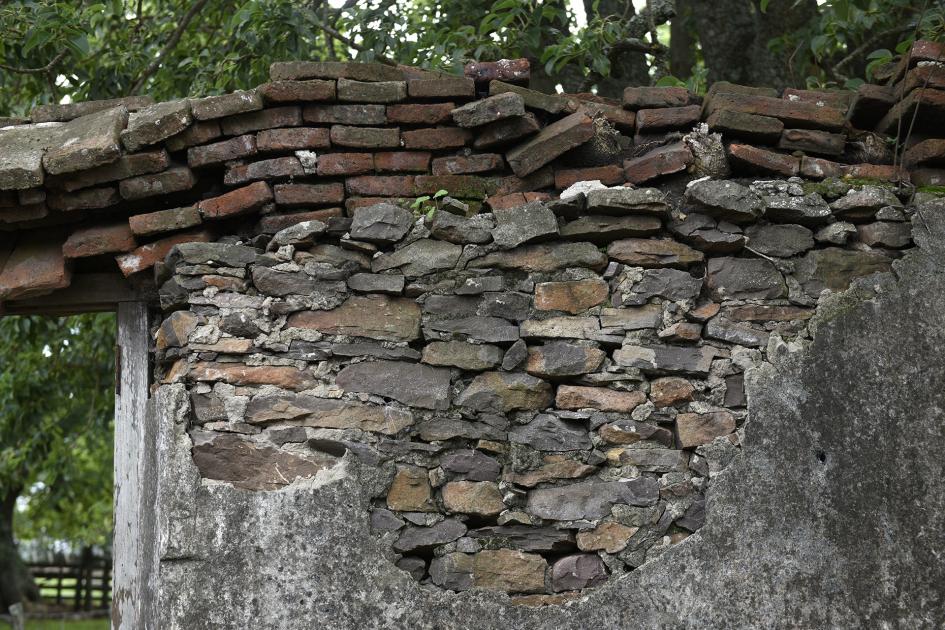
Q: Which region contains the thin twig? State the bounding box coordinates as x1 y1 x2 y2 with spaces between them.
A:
0 50 68 75
309 13 398 65
130 0 212 94
833 24 915 75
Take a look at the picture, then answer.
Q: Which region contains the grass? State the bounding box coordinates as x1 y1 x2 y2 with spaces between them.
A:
0 621 108 630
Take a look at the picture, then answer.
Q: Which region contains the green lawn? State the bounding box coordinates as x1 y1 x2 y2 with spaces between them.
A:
2 620 108 630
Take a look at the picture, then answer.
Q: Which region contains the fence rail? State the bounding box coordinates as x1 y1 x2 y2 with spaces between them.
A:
27 560 111 611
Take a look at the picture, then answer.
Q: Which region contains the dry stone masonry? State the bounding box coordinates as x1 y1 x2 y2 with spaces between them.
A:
1 42 944 617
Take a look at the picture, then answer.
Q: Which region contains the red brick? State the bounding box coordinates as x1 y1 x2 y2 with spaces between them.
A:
220 106 302 135
0 203 47 223
188 134 257 168
622 86 690 109
270 60 406 82
899 65 945 95
119 166 197 200
847 84 896 129
224 157 304 186
257 208 344 233
506 111 595 177
346 197 417 213
782 88 852 110
414 175 493 199
727 143 799 176
494 166 554 195
800 156 845 179
778 129 846 156
48 149 170 192
464 59 530 85
129 206 202 237
337 78 406 103
375 151 431 173
345 175 415 197
903 139 945 169
0 237 72 300
258 79 336 103
316 153 374 176
635 105 701 131
48 187 121 211
407 78 475 98
115 230 213 276
274 183 345 207
199 181 274 220
330 125 400 148
386 103 455 125
705 109 783 142
256 127 329 151
906 39 945 65
574 98 635 131
486 193 527 211
166 120 222 152
302 104 386 125
623 143 693 184
524 192 553 203
844 163 909 183
402 127 472 150
705 93 846 131
63 223 137 258
432 154 504 175
554 164 625 189
473 113 540 149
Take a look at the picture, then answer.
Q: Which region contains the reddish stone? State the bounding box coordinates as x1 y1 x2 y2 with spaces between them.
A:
556 385 645 413
386 103 455 125
408 77 475 98
330 125 400 148
188 362 318 390
0 237 72 300
705 109 783 142
220 106 302 135
198 181 274 220
800 156 845 179
48 187 121 211
345 175 415 197
473 113 541 150
63 223 137 258
224 157 303 186
402 127 472 150
876 89 945 135
705 93 846 131
166 120 222 152
573 98 636 131
270 60 405 82
257 208 344 233
274 183 345 207
374 151 431 173
115 230 212 276
486 193 528 211
844 163 909 183
188 135 257 168
316 153 374 176
900 65 945 94
302 103 386 125
676 411 735 448
387 465 436 512
727 143 799 176
464 59 531 84
782 88 852 110
256 127 329 152
506 111 595 177
847 84 897 129
534 278 609 314
257 79 336 103
432 154 504 176
911 168 945 187
129 206 202 237
622 86 690 109
554 164 625 189
624 143 694 184
650 377 695 407
635 105 701 131
903 139 945 169
778 129 846 156
524 192 552 203
414 175 493 198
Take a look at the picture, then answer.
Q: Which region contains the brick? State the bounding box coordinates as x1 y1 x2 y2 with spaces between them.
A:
705 109 783 142
191 90 262 120
465 58 530 84
119 166 197 200
782 88 852 110
554 164 624 189
29 96 153 123
316 153 374 176
727 143 799 176
220 106 302 135
346 197 418 213
702 81 778 115
257 207 344 233
452 93 525 127
635 105 701 131
847 84 896 130
489 80 577 114
165 120 222 151
224 156 304 185
198 181 274 219
258 79 336 103
705 93 846 131
273 183 345 207
346 175 415 197
899 65 945 95
506 111 595 177
0 203 47 223
778 129 846 156
375 151 431 173
414 175 494 199
302 103 386 125
486 193 527 211
256 127 329 152
17 189 44 205
575 98 636 131
43 107 127 175
911 168 945 187
622 86 690 109
473 113 541 149
330 125 400 148
270 61 405 82
129 206 202 237
48 187 121 211
623 142 693 184
0 237 72 300
188 134 257 168
402 127 472 150
432 154 504 175
902 138 945 169
63 223 136 258
116 230 213 276
386 103 455 125
408 77 475 98
800 156 845 179
121 99 193 151
337 78 406 103
493 166 554 195
844 163 909 183
48 149 170 192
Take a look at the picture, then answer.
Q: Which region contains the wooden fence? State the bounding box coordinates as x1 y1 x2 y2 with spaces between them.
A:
27 559 111 611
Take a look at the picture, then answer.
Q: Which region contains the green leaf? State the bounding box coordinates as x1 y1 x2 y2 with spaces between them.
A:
760 0 771 13
656 75 686 88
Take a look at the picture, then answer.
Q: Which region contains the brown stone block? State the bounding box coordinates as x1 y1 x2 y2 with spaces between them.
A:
402 127 472 150
115 229 212 276
623 86 691 109
727 143 799 177
316 152 374 176
0 237 72 300
129 206 202 237
220 106 302 135
506 111 595 177
635 105 701 131
624 143 693 184
63 223 137 258
554 164 624 189
198 181 273 219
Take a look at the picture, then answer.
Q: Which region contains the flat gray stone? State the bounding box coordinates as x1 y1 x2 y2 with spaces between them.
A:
745 224 814 257
509 413 592 451
336 360 451 410
685 179 764 224
43 107 128 175
526 479 660 520
491 201 559 249
350 203 414 244
372 239 462 277
121 99 193 151
0 123 62 189
706 257 786 300
586 187 670 216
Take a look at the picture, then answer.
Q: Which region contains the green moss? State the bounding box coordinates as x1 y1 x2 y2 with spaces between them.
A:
916 186 945 196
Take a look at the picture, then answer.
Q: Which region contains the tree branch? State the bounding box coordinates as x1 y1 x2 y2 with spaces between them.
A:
0 50 68 75
130 0 212 94
308 13 398 66
832 24 915 76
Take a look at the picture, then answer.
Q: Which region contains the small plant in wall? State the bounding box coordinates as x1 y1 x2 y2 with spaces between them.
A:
411 189 449 220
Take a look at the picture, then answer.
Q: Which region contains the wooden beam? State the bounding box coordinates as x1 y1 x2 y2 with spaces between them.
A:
0 273 154 316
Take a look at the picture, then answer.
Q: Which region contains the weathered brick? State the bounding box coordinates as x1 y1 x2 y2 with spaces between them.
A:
778 129 846 156
257 207 343 233
408 77 475 98
386 103 455 125
623 142 694 183
782 88 852 109
337 78 407 103
31 97 150 124
705 109 783 142
224 157 304 185
402 127 472 150
554 164 625 189
506 111 595 177
493 167 554 195
575 98 636 131
622 86 691 109
129 206 202 237
374 151 431 173
115 229 213 276
486 193 528 211
465 58 530 84
432 154 504 175
48 187 121 211
635 105 701 131
121 99 193 151
302 103 386 125
316 153 374 176
220 106 302 135
0 204 48 223
119 166 197 200
911 168 945 187
191 90 263 120
346 197 418 213
188 134 257 168
198 181 273 219
258 79 336 103
346 175 415 197
474 113 541 149
63 223 137 258
704 93 846 131
270 61 405 82
330 125 400 148
847 83 897 129
255 127 329 152
48 149 170 192
899 65 945 95
489 80 576 114
273 183 345 207
165 120 222 151
452 93 525 127
43 107 127 175
844 163 909 183
0 237 72 300
415 175 493 199
535 279 609 314
799 156 845 180
727 143 799 177
903 139 945 169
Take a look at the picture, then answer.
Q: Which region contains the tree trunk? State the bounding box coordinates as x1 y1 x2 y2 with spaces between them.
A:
0 487 37 611
587 0 651 97
669 0 696 79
